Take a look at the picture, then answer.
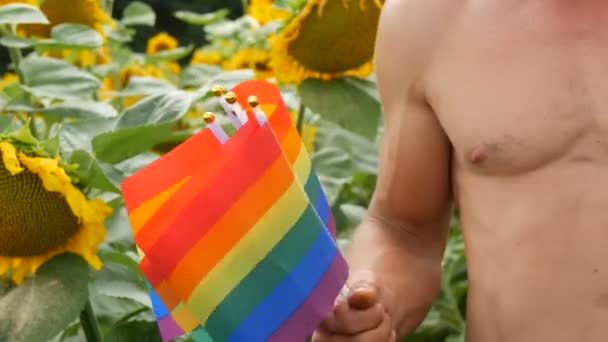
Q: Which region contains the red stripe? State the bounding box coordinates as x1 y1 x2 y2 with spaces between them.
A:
134 122 258 252
145 124 283 279
121 129 221 212
233 81 293 142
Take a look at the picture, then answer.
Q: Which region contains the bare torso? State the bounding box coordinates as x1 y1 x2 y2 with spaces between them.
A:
426 1 608 341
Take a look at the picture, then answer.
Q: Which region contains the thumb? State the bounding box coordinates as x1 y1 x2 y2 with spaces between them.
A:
346 282 380 310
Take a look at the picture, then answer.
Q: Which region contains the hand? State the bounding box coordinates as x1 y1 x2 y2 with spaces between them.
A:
312 279 397 342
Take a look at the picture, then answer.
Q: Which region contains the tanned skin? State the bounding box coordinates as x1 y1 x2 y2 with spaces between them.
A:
312 1 608 341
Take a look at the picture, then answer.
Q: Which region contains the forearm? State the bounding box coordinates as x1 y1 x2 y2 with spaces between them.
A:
344 215 448 336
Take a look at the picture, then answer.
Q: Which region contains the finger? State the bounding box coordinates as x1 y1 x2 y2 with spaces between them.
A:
348 285 379 310
389 330 397 342
322 302 385 334
314 313 393 342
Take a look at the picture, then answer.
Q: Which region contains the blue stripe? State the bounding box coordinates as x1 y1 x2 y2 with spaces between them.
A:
226 229 337 342
315 188 330 225
145 280 170 319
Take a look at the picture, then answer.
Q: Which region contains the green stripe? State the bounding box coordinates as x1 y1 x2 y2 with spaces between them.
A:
204 206 323 341
304 171 321 204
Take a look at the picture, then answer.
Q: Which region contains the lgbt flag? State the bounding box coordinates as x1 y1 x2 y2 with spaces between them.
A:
121 80 348 341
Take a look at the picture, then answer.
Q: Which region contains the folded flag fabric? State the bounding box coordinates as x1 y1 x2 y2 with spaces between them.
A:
121 80 348 341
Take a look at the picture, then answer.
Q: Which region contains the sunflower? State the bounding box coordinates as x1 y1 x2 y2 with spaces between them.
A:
0 0 37 5
146 32 179 55
270 0 383 84
248 0 291 25
223 48 273 80
0 141 113 284
20 0 113 39
191 50 224 66
0 73 18 90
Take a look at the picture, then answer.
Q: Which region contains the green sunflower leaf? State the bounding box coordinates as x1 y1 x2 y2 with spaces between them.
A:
68 150 121 193
179 64 223 88
35 24 103 50
300 77 382 140
104 321 162 342
311 120 378 203
0 254 89 342
0 115 16 133
92 123 174 164
39 101 118 120
0 34 33 49
19 56 101 99
119 76 176 97
0 4 48 25
174 9 229 26
90 90 192 163
121 1 156 27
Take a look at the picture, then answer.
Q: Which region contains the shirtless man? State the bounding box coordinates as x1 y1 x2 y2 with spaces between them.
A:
312 1 608 341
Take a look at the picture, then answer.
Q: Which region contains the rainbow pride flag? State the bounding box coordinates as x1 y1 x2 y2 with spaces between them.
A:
121 80 347 341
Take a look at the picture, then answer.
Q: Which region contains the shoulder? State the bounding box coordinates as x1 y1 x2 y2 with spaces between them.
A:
375 0 464 106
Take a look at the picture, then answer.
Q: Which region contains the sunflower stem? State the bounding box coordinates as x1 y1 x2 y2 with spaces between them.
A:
4 25 40 139
296 102 306 135
241 0 248 15
80 299 103 342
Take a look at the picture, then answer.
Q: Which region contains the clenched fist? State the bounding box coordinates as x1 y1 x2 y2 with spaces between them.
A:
312 281 397 342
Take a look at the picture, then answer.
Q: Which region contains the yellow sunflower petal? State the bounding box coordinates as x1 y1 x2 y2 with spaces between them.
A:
0 144 112 284
191 50 224 65
270 0 383 84
224 48 272 80
248 0 291 25
147 32 179 55
0 142 24 175
0 0 37 5
21 0 113 39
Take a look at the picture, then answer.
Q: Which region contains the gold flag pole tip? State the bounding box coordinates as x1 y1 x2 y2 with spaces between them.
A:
248 96 268 125
213 86 242 129
224 92 249 125
211 85 226 97
203 112 229 144
203 112 216 124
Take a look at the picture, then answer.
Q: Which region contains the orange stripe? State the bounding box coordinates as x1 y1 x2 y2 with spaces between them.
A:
156 280 181 311
281 125 303 164
135 123 259 251
167 155 295 300
128 177 190 234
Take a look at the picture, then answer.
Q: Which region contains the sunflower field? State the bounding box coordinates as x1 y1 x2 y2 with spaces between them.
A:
0 1 467 341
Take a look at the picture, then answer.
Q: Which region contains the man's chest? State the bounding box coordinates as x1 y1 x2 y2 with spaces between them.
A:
426 5 608 175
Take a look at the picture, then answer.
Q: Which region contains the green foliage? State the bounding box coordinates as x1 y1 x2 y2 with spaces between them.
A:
300 77 382 140
0 4 48 25
0 254 89 342
121 2 156 27
19 56 101 99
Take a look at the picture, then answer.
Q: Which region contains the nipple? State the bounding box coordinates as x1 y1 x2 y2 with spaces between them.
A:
468 145 489 164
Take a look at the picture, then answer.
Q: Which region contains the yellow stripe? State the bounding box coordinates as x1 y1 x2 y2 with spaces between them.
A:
260 104 277 118
128 177 190 234
171 303 201 332
183 180 309 323
292 143 311 187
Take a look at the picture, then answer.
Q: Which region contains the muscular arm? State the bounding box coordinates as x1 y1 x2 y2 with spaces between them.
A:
345 0 454 336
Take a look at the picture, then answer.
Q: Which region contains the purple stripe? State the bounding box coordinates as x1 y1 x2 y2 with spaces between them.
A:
328 213 337 239
267 254 349 342
158 316 184 342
